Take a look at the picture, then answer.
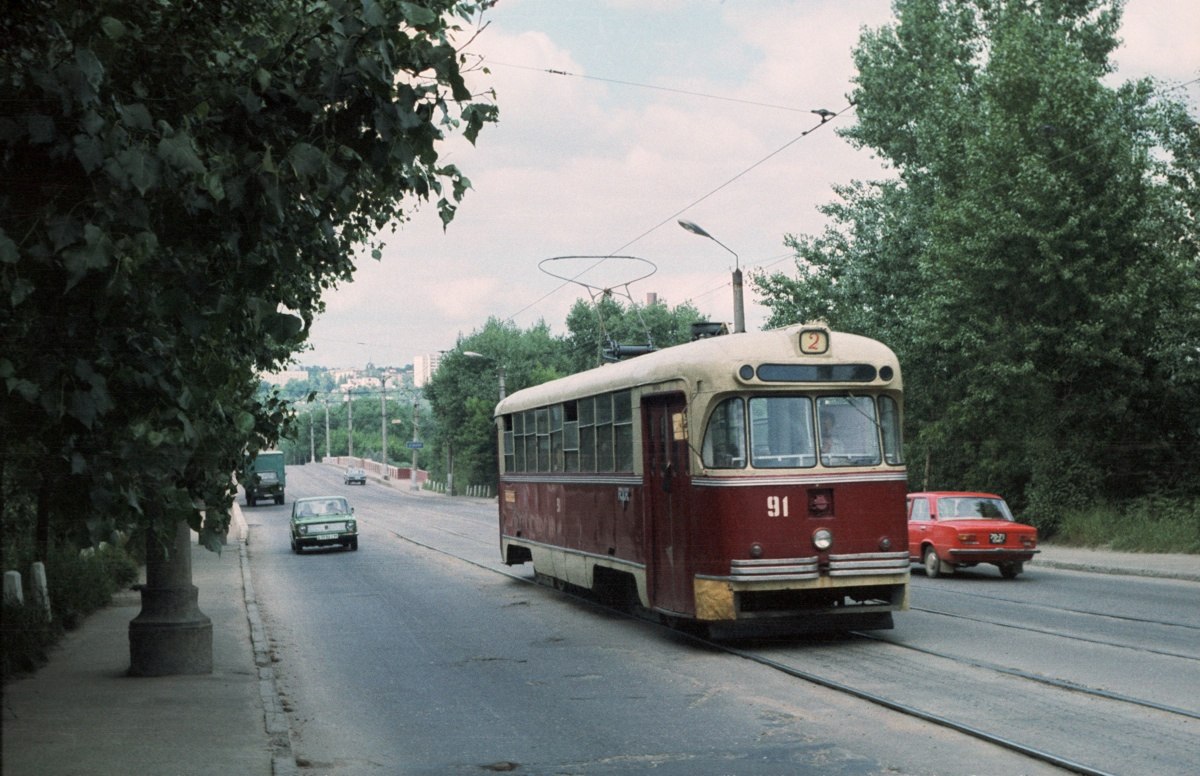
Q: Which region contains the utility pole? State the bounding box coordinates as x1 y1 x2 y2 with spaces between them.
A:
347 389 353 458
410 399 420 491
380 377 389 479
309 409 315 463
323 397 330 460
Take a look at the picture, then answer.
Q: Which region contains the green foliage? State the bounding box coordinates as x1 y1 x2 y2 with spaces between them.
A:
1 601 62 680
1 1 497 549
563 296 705 372
1053 497 1200 553
753 0 1200 512
2 543 140 682
426 318 570 490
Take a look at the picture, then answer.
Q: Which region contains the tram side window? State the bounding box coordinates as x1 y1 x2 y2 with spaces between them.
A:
749 396 816 468
595 393 614 471
579 397 596 471
563 401 580 472
550 404 564 471
536 407 550 471
613 390 634 472
514 411 530 471
503 415 515 472
817 396 882 467
879 395 903 465
702 397 746 469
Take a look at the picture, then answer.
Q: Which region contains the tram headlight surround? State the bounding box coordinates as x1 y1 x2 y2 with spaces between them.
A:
812 528 833 551
878 536 892 551
749 542 764 558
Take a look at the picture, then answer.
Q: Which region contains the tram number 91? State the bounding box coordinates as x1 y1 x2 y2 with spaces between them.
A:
767 495 790 518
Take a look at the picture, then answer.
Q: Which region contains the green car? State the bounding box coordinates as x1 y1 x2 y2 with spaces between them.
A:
290 496 358 553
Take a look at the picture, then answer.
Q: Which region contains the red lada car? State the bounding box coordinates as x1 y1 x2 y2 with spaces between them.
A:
907 491 1038 579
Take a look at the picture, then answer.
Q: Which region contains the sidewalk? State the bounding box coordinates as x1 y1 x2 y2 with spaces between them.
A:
1 505 292 776
2 517 1196 776
1032 544 1200 582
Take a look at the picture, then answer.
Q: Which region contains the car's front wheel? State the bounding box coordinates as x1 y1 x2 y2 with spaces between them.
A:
923 545 943 578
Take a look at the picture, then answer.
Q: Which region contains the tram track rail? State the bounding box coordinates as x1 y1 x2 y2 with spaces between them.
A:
857 631 1200 720
907 604 1200 661
910 583 1200 634
294 470 1193 775
376 519 1133 776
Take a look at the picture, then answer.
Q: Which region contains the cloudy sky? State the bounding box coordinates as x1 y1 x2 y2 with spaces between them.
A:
298 0 1198 369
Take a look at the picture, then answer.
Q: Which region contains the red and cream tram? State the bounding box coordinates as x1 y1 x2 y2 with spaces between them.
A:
494 324 910 632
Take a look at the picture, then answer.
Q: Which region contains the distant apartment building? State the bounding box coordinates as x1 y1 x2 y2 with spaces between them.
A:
413 353 441 388
261 369 308 387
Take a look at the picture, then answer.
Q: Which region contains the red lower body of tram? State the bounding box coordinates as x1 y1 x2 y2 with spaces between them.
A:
499 471 910 633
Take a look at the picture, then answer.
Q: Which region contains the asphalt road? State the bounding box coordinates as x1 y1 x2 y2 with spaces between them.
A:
244 464 1198 775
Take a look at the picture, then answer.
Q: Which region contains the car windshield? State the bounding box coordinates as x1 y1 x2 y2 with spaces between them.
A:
937 497 1013 521
296 499 349 517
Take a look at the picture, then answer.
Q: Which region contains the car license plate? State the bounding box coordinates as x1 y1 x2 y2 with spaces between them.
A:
317 533 338 541
989 532 1007 544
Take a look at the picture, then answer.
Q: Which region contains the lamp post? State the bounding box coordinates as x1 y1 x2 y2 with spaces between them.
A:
678 219 745 334
323 397 330 460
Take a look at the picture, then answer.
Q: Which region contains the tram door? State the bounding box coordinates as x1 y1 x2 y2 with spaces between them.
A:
642 393 694 615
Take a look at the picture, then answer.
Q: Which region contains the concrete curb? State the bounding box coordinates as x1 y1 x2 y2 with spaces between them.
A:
233 503 299 776
1030 557 1200 583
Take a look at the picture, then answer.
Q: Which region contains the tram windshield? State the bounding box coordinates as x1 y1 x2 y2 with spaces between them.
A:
702 394 902 469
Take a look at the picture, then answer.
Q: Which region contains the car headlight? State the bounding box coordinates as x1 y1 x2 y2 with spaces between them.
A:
812 528 833 551
298 525 308 535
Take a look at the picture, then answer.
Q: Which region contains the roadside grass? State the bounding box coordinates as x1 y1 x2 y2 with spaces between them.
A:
2 545 140 683
1054 497 1200 554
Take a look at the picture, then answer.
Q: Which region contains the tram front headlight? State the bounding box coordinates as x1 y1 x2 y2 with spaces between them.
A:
879 536 893 551
812 528 833 551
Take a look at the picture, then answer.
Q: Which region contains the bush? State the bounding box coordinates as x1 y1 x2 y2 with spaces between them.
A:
1 544 141 682
1055 497 1200 553
0 600 63 678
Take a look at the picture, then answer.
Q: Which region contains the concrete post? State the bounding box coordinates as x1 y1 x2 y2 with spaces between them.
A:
31 561 52 621
128 519 212 676
3 570 23 605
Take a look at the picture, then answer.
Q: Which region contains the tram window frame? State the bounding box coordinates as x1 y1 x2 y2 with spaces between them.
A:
595 393 615 472
550 404 564 471
579 397 596 471
503 415 515 472
702 397 747 469
613 390 634 472
817 395 883 467
879 395 903 465
563 401 580 472
536 407 551 471
515 411 530 471
749 396 817 469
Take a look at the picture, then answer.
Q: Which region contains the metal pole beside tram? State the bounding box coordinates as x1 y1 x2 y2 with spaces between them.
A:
678 219 745 334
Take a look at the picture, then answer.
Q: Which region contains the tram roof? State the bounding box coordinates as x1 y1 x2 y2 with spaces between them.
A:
495 324 900 417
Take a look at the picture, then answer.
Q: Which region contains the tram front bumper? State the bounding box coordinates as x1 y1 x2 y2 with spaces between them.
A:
694 571 910 622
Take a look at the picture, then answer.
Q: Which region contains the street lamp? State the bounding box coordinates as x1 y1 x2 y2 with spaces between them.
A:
678 219 745 334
